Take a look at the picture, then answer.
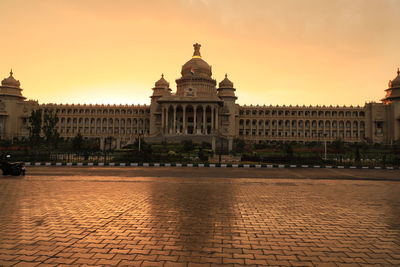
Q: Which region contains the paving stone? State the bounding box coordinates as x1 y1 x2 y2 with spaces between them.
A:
0 170 399 266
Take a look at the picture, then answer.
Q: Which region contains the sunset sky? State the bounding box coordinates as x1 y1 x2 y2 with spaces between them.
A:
1 0 399 106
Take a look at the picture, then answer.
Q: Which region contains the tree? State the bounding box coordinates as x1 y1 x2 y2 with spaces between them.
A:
198 148 208 161
28 109 43 146
71 132 84 152
283 142 294 158
354 145 361 164
42 109 60 148
182 140 194 152
331 138 345 151
201 141 211 149
233 138 246 153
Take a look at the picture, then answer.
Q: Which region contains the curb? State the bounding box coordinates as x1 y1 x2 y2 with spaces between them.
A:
23 162 400 170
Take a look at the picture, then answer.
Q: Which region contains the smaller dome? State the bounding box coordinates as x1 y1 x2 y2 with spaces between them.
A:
1 70 20 88
155 74 169 88
389 68 400 88
219 74 233 88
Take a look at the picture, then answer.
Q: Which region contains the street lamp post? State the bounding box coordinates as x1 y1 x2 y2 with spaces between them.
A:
319 132 327 161
138 133 142 152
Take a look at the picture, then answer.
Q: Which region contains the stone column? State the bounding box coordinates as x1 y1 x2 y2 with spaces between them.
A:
211 107 214 133
216 107 219 131
350 121 353 140
161 107 165 134
256 120 259 137
212 136 216 151
228 137 233 151
100 138 105 150
118 119 121 137
203 106 206 134
166 106 169 134
183 105 187 134
116 138 121 149
98 117 103 135
194 106 197 134
263 120 266 137
173 105 177 134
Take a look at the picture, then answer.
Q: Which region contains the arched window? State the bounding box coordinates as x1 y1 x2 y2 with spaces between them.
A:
311 120 317 128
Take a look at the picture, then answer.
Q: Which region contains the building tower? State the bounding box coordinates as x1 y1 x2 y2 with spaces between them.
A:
149 74 171 135
382 68 400 143
0 70 37 140
217 74 237 150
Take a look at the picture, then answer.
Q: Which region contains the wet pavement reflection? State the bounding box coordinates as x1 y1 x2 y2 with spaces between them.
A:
0 170 399 266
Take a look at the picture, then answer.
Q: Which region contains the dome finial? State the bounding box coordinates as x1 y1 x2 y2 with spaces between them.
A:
10 69 13 76
225 73 228 78
397 67 399 75
193 43 201 58
161 73 164 78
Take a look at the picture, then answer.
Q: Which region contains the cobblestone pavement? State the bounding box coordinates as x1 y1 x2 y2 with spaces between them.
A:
0 168 399 266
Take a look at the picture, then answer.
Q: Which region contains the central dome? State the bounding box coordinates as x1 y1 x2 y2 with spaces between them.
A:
181 43 212 78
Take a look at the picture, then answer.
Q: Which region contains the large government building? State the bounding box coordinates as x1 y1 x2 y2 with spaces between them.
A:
1 43 400 150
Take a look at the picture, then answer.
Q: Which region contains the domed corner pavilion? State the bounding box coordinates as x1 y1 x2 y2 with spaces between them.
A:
147 43 236 152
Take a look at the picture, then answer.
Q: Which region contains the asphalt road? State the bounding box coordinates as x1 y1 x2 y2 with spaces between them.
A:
25 166 400 181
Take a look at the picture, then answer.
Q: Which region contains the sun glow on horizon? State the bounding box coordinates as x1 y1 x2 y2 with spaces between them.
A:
1 0 399 106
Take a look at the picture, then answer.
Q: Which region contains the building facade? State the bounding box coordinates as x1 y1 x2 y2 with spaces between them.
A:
1 43 400 150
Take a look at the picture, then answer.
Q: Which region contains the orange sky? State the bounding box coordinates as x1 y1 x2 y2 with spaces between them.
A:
1 0 399 106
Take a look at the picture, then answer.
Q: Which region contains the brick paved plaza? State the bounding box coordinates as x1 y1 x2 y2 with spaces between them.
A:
0 167 399 266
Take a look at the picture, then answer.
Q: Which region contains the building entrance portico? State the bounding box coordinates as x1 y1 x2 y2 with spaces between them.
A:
161 102 220 135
